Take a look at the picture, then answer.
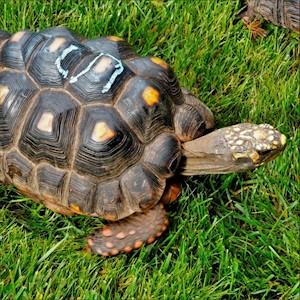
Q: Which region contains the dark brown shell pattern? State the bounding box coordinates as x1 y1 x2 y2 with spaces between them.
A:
0 27 208 221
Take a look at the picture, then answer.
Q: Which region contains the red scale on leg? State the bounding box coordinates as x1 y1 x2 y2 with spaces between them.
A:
88 203 168 256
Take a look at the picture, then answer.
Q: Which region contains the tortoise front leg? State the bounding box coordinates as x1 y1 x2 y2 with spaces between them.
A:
88 203 169 256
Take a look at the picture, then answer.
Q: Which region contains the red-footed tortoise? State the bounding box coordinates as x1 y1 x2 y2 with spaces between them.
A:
242 0 300 38
0 27 286 256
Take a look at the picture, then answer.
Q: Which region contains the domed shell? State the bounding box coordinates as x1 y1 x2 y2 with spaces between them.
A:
0 27 211 220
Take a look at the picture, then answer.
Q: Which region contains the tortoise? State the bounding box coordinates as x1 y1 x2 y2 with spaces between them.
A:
0 27 286 256
242 0 300 37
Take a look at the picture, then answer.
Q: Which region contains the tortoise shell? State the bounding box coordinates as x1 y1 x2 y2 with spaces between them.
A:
0 27 212 221
243 0 300 32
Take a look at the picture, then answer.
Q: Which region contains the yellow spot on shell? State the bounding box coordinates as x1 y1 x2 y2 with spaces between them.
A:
150 57 169 69
92 122 115 142
70 203 83 214
142 86 160 106
107 36 124 42
36 112 54 133
93 56 113 73
0 85 9 106
11 31 26 42
48 37 66 53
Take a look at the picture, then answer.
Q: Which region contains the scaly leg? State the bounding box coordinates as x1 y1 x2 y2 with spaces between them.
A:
88 203 169 256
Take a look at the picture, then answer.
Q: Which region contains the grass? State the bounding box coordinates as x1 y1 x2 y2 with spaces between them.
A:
0 0 299 299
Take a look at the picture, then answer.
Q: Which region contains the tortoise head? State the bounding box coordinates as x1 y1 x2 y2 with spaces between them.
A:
180 123 286 175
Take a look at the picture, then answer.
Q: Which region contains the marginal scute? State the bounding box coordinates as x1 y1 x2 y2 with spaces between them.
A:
0 30 11 43
120 163 166 211
93 179 129 221
143 133 181 178
174 104 206 142
37 163 67 203
107 36 124 42
4 148 33 186
150 57 169 69
68 172 96 215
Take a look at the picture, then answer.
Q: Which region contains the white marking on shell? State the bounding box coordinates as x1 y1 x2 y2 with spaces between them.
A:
233 127 241 132
55 44 79 79
69 52 124 93
236 140 244 145
267 135 274 141
37 112 54 133
69 53 103 83
101 53 124 93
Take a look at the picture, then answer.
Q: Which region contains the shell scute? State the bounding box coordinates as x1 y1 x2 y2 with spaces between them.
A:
37 163 67 203
126 56 184 105
75 106 143 180
67 52 134 103
114 76 174 143
0 30 44 70
0 71 37 148
18 91 79 168
28 36 92 87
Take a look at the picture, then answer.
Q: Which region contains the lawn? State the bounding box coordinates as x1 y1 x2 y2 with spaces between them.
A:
0 0 299 299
